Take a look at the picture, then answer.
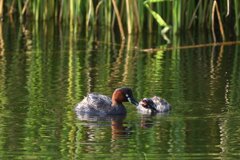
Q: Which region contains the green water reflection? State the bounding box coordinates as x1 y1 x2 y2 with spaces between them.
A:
0 21 240 159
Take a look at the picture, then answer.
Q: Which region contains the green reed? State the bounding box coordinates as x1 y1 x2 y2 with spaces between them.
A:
1 0 239 38
234 0 240 35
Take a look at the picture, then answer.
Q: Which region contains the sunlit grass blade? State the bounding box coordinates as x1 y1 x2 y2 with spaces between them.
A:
144 0 168 27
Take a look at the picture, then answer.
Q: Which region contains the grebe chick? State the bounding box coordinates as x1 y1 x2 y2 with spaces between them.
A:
137 96 171 114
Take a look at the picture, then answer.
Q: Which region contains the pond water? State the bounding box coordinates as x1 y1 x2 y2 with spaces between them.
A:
0 22 240 159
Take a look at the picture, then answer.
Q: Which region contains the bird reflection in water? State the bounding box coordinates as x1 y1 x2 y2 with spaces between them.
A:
75 113 158 142
110 115 130 140
139 115 155 129
76 114 132 140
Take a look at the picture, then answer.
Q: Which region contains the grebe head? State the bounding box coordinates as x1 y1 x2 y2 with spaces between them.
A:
112 87 138 106
139 98 157 112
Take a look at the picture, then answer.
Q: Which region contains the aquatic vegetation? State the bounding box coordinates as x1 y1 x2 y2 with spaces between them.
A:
0 0 238 39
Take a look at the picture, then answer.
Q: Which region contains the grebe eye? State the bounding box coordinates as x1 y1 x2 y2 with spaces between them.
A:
125 94 129 98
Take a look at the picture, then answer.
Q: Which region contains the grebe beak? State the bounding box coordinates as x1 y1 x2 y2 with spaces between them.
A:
127 97 139 106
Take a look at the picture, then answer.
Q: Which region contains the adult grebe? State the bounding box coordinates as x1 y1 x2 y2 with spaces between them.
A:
75 87 138 115
137 96 171 114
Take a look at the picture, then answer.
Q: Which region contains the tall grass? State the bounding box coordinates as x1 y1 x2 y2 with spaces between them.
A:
1 0 239 40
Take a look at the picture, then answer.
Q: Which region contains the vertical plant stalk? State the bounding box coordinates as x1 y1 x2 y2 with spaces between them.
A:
95 0 102 33
112 0 125 40
211 0 225 42
58 0 62 23
126 0 133 34
173 0 181 34
119 0 124 20
215 1 225 41
8 0 15 17
69 0 74 29
226 0 230 17
212 1 217 42
133 0 140 33
234 0 240 35
188 0 202 29
95 1 103 22
0 0 3 19
0 22 4 55
86 0 94 28
22 0 30 15
33 0 41 21
104 0 112 27
44 1 54 20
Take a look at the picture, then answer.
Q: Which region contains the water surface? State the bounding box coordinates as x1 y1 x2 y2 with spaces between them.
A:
0 22 240 159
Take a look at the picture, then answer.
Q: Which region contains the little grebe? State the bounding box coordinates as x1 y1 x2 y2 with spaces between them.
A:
75 87 138 115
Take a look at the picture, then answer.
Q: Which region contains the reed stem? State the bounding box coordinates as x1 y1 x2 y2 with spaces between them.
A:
0 0 3 19
212 0 225 42
112 0 125 40
126 0 133 34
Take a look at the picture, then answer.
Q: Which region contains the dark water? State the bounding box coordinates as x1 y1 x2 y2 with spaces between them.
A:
0 22 240 159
